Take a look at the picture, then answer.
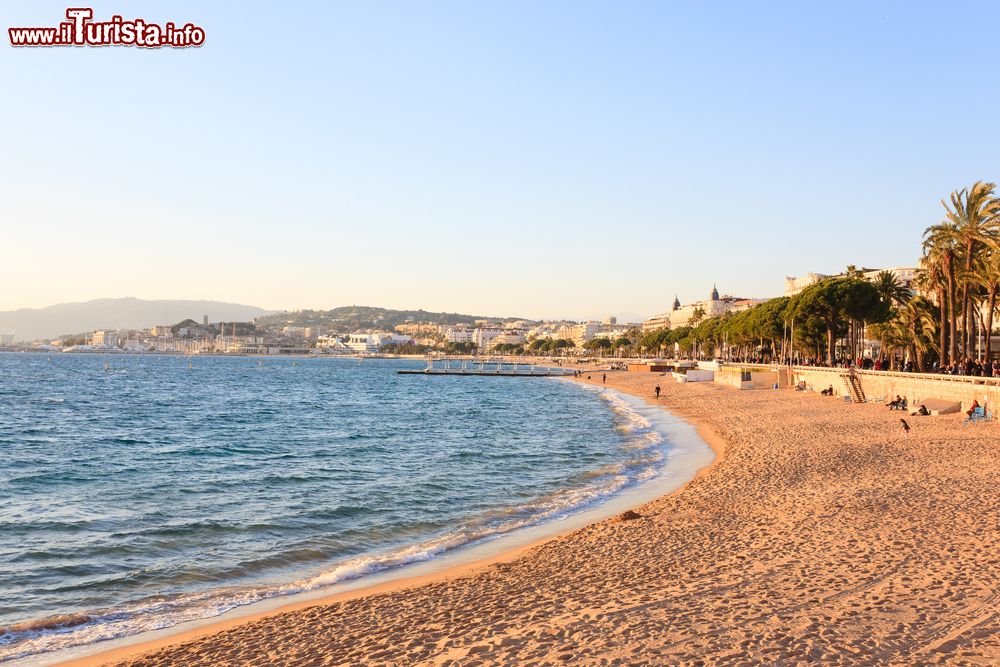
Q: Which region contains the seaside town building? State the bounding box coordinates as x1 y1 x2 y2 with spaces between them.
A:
315 334 352 353
488 331 527 347
149 325 173 338
642 287 766 331
282 325 308 338
642 295 681 332
89 330 120 348
473 327 507 350
784 267 918 297
345 332 414 354
302 327 322 340
442 326 474 344
394 322 441 337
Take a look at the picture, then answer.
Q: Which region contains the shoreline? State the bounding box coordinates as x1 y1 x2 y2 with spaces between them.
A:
43 377 719 667
41 369 1000 665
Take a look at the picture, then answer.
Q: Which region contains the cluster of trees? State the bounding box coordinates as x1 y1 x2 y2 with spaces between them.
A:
919 181 1000 366
383 337 597 357
640 274 903 366
581 337 634 356
634 181 1000 371
526 338 576 353
379 341 434 355
442 341 476 354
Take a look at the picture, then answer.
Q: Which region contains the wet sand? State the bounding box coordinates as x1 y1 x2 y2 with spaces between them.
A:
69 370 1000 665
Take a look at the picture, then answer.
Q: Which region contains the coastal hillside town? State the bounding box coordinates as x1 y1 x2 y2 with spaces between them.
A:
0 262 978 370
6 172 1000 377
0 268 918 362
0 312 639 357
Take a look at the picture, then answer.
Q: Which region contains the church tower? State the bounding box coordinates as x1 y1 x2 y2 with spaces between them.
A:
672 295 681 311
710 284 719 301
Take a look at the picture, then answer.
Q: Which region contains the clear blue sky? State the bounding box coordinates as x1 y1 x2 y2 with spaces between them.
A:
2 1 998 320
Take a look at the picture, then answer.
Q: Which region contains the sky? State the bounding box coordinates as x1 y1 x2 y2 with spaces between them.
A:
2 1 999 321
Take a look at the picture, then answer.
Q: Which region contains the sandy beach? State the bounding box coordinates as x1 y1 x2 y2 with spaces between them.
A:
65 370 1000 666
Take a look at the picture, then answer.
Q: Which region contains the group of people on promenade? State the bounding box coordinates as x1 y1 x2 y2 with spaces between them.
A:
719 355 1000 378
933 359 1000 377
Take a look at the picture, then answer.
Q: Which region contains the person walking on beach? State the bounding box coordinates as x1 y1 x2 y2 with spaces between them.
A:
602 373 606 384
655 385 661 399
900 418 910 439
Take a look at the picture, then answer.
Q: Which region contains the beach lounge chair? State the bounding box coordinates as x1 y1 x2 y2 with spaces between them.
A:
964 407 987 425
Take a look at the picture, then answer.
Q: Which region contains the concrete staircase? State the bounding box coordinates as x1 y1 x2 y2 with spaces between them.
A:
841 371 866 403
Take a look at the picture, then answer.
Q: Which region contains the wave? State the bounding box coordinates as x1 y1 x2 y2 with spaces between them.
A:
0 388 671 664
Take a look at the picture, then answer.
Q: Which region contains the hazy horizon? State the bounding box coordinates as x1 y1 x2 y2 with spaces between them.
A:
0 295 646 326
4 1 999 318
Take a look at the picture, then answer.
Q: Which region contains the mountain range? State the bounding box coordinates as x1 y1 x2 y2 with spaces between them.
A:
0 298 273 341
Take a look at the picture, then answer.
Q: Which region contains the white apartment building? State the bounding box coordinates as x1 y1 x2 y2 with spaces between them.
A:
89 330 120 348
473 327 506 350
315 334 348 351
489 332 527 347
784 267 918 297
442 326 474 344
149 325 173 338
864 267 917 290
641 313 672 332
345 332 414 354
548 322 601 346
642 287 767 330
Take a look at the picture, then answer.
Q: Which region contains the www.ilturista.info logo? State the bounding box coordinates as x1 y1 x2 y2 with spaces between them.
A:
9 8 205 48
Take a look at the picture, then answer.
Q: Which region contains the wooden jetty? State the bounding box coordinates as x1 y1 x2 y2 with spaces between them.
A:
398 358 576 377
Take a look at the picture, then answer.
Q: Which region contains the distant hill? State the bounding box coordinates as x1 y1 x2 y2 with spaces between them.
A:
0 298 273 341
256 306 531 332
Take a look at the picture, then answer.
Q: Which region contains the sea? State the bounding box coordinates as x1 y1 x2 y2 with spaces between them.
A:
0 353 690 664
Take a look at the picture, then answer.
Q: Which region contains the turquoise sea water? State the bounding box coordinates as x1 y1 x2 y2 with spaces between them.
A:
0 354 670 663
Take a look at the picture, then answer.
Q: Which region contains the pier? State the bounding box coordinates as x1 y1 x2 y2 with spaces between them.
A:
398 358 576 377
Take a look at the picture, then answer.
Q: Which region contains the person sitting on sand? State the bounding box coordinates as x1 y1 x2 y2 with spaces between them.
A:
886 395 902 409
820 385 834 396
912 404 929 416
967 399 980 417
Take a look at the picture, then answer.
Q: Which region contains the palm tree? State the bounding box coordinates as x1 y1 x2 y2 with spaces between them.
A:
868 271 910 361
966 248 1000 361
871 271 912 308
941 182 1000 358
914 265 946 367
903 296 939 372
922 221 961 364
